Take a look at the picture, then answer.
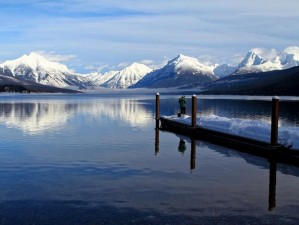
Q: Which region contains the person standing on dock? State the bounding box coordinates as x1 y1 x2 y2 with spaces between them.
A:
179 96 186 115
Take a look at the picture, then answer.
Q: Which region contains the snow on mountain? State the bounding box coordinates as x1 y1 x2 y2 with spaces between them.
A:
201 65 299 96
232 47 299 75
1 47 299 91
239 51 266 68
85 70 118 86
213 64 237 78
102 63 153 89
233 60 282 75
131 54 217 88
280 46 299 69
232 51 270 75
173 54 215 74
0 52 95 88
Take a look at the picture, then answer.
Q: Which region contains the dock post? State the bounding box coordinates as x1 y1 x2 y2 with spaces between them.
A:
268 159 277 211
271 96 279 146
155 125 160 155
192 94 197 128
155 93 160 128
190 138 196 170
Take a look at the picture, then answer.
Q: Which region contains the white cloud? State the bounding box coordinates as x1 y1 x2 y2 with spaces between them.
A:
84 64 110 73
117 62 130 69
250 48 279 60
34 51 77 62
283 46 299 55
137 59 166 69
138 59 154 66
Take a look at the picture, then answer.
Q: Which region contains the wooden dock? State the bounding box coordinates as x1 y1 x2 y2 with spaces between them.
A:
155 93 299 165
159 117 299 165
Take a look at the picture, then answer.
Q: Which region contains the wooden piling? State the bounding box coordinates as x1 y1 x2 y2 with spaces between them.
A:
271 96 279 146
192 95 197 128
155 93 160 127
190 138 196 170
155 127 160 155
268 159 277 211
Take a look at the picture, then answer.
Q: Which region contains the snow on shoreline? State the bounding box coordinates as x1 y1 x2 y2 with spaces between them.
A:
163 114 299 150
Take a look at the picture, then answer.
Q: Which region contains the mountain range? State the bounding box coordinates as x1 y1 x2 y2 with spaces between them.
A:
0 46 299 94
0 74 80 93
200 65 299 96
0 52 95 89
101 63 153 89
131 54 217 88
231 49 299 75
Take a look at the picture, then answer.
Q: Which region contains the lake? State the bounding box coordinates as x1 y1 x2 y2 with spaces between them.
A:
0 93 298 225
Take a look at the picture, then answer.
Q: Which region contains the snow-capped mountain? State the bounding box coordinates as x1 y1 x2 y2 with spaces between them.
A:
102 63 153 89
1 46 299 91
201 65 299 96
280 46 299 69
0 52 95 88
86 70 118 86
239 51 266 68
0 73 80 93
213 64 237 78
232 47 299 75
131 54 217 88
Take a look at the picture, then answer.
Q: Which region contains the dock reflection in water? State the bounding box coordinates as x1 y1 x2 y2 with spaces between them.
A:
155 127 280 211
268 159 277 211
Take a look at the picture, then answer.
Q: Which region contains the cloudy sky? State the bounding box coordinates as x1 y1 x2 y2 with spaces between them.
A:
0 0 298 73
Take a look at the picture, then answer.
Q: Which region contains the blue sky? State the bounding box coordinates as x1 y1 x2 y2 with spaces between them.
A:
0 0 299 73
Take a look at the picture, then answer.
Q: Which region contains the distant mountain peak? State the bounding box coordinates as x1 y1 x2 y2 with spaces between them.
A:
102 62 153 89
231 47 299 75
131 54 217 88
169 54 215 75
21 52 50 63
129 62 144 67
176 53 189 59
239 51 266 68
0 52 70 74
27 52 42 57
125 62 150 70
0 52 94 88
170 54 194 63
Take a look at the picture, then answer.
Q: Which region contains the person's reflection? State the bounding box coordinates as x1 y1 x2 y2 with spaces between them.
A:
178 138 197 170
178 139 187 154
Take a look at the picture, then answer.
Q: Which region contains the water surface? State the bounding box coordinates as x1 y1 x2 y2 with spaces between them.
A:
0 93 298 225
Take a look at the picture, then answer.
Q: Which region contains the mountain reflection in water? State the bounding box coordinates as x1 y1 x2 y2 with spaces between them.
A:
0 98 153 134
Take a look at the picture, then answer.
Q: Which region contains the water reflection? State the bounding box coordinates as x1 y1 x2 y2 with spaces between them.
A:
155 128 197 171
0 102 73 133
190 139 196 171
197 99 299 127
0 95 298 223
155 127 160 155
268 159 277 211
178 139 187 154
0 99 153 134
155 128 281 212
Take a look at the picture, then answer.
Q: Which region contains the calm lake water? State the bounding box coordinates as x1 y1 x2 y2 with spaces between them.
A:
0 93 298 225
